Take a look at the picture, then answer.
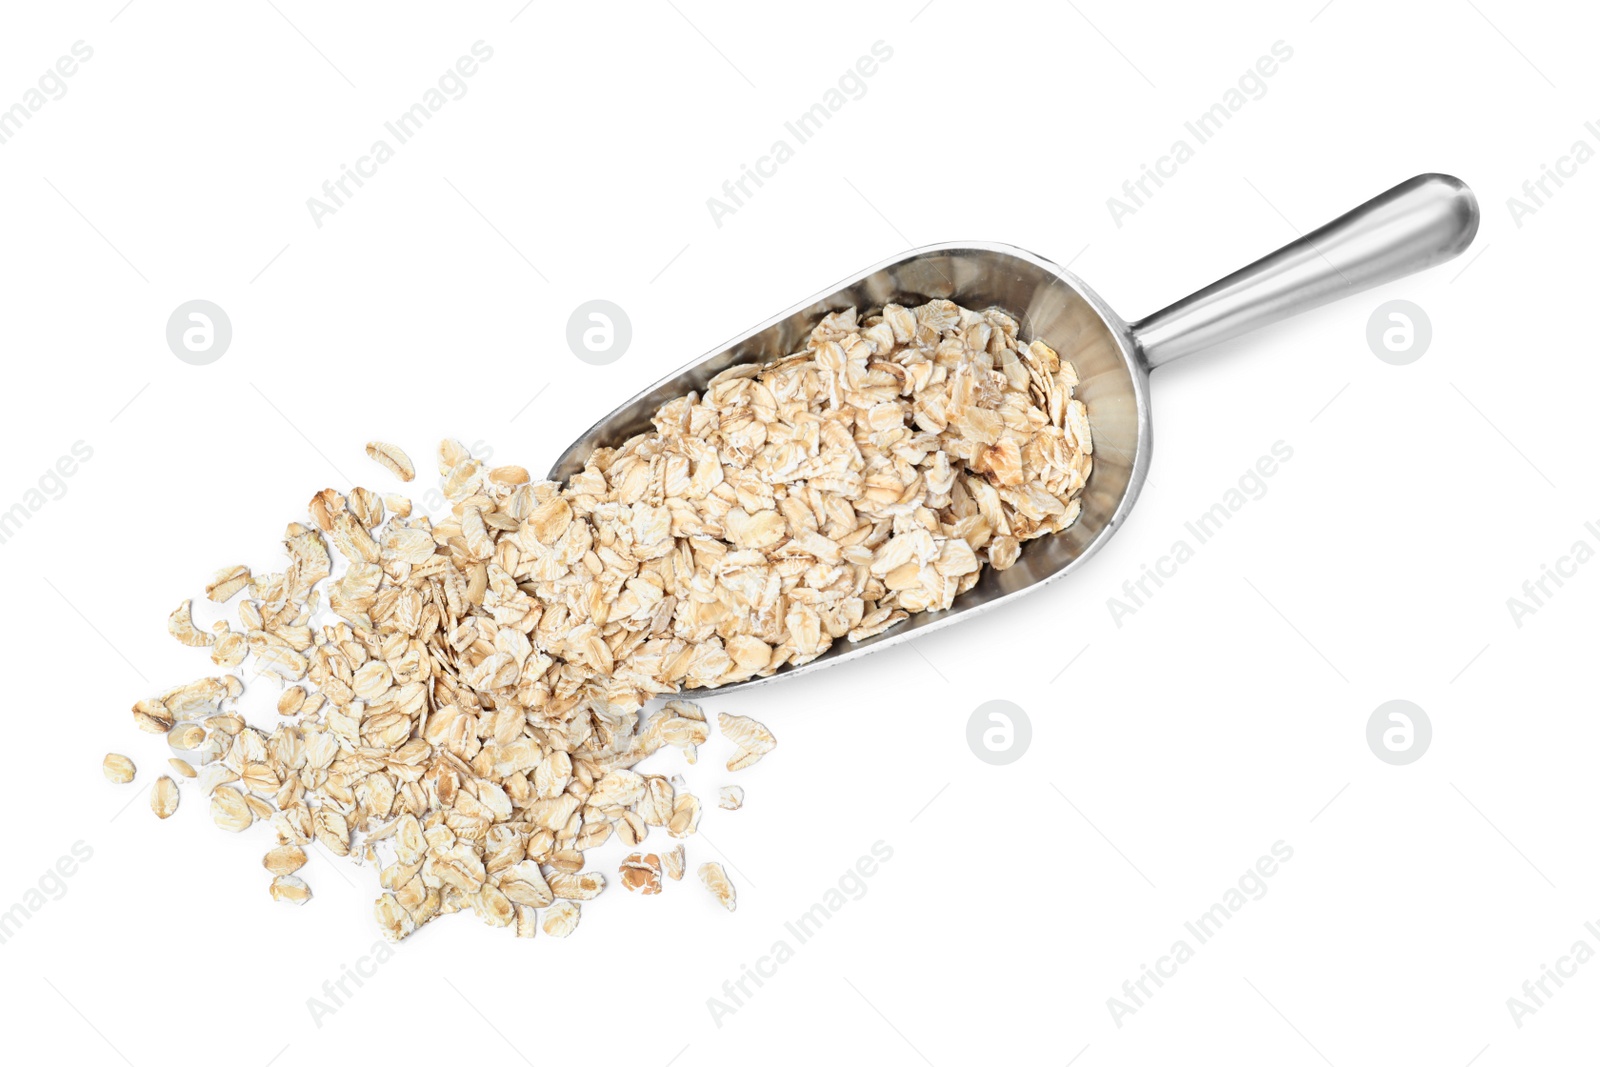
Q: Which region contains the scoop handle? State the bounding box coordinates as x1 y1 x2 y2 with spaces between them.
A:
1130 173 1479 369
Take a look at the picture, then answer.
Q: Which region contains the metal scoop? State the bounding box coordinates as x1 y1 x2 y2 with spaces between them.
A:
550 173 1479 694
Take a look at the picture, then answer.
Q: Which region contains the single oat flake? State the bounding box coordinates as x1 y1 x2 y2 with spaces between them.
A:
103 753 136 784
542 900 581 937
270 874 312 905
150 776 179 819
662 844 686 881
115 298 1090 944
205 565 251 603
698 862 736 912
620 853 663 895
211 787 252 833
264 845 307 876
365 441 416 482
719 713 776 772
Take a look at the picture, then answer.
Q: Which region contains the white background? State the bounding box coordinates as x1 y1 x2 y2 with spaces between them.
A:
0 1 1594 1064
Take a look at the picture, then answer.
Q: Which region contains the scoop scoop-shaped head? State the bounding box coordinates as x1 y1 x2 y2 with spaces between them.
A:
545 174 1481 696
547 243 1151 694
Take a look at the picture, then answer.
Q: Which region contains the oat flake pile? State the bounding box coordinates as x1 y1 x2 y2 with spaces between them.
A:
110 297 1094 942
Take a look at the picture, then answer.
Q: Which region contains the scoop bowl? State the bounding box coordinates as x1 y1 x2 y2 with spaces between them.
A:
549 173 1479 694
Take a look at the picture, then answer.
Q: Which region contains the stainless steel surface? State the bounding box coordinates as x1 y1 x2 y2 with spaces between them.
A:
1133 173 1479 368
548 173 1478 695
